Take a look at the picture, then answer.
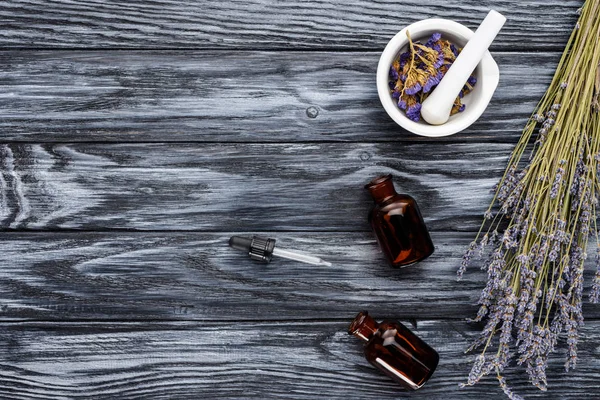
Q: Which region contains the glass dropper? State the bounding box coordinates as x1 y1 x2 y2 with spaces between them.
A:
229 235 332 267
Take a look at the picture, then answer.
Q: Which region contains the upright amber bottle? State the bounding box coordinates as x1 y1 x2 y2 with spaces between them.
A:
365 175 434 267
348 311 439 390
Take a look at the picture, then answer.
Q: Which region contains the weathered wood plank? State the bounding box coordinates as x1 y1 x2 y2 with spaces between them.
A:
1 231 598 321
0 0 580 50
0 51 557 143
0 142 508 231
0 319 597 399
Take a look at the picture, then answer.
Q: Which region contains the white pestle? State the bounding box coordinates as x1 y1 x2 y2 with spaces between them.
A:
420 10 506 125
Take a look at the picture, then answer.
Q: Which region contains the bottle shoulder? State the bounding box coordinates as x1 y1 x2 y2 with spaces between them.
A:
372 195 415 215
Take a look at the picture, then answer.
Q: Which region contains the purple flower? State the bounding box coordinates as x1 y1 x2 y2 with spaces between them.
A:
550 167 564 199
406 102 422 122
450 43 459 56
423 72 442 93
468 75 477 86
434 52 444 69
405 82 422 95
399 51 410 68
397 98 407 110
591 271 600 303
425 32 442 48
391 90 401 99
458 240 477 280
389 66 399 80
459 104 466 112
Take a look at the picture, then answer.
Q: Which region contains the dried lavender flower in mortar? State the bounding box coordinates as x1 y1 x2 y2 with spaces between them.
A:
428 32 442 44
399 51 410 67
434 52 444 69
423 71 443 93
450 43 459 57
398 98 408 110
406 102 422 122
405 82 422 96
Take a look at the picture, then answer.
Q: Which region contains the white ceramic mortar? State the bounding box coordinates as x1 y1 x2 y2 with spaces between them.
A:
377 18 500 137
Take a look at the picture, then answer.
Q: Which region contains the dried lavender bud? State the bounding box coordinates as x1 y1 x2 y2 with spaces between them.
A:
450 43 459 57
457 241 477 280
497 374 525 400
590 270 600 303
406 102 422 122
405 82 422 96
550 167 565 199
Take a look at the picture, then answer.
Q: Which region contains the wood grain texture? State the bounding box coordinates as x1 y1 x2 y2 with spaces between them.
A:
2 1 597 398
0 320 598 399
0 0 581 50
0 51 558 143
0 231 598 321
0 142 510 231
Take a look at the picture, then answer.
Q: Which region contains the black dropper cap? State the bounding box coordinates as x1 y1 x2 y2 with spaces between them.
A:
229 235 276 263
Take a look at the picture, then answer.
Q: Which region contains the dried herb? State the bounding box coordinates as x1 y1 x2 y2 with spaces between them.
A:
388 32 476 122
458 1 600 398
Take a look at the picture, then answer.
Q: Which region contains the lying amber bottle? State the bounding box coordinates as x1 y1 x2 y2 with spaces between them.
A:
349 311 439 390
365 175 434 267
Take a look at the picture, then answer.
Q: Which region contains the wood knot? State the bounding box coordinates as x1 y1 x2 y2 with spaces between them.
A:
306 106 319 118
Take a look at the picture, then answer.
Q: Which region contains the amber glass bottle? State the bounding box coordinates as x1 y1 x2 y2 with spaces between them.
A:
365 175 434 267
348 311 439 390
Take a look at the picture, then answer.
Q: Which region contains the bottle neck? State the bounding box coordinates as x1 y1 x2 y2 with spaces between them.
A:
365 175 397 203
348 311 379 342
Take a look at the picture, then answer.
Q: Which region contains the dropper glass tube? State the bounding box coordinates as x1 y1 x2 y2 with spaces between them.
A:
271 247 332 266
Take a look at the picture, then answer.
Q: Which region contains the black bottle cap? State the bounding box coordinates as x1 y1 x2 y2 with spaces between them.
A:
229 235 276 263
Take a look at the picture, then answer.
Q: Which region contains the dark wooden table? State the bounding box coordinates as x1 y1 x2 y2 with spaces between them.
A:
1 1 598 399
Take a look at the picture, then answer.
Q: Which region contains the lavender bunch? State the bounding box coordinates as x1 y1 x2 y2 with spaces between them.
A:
388 32 476 122
458 1 600 398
